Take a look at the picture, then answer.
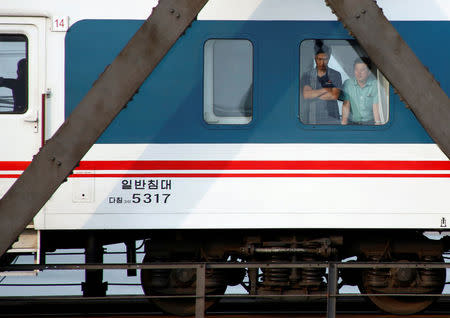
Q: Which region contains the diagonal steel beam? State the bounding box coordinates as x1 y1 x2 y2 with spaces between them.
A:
0 0 209 257
325 0 450 158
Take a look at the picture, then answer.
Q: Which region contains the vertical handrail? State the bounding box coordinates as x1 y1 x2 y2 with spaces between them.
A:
41 93 46 147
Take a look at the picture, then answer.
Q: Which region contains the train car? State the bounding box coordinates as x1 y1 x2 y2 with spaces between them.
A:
0 0 450 315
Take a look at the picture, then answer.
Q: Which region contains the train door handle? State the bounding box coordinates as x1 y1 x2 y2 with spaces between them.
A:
24 110 39 133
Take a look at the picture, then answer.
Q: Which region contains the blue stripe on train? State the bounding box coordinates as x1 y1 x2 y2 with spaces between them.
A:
65 20 450 144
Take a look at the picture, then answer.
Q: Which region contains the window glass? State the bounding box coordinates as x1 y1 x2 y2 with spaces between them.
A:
204 39 253 125
300 39 389 126
0 35 28 113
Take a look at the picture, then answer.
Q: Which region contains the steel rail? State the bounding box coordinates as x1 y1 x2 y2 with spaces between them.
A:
2 260 450 271
0 296 448 318
3 260 449 318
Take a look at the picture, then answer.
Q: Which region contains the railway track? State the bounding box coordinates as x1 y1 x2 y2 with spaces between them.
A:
0 263 450 318
1 261 450 317
0 296 449 318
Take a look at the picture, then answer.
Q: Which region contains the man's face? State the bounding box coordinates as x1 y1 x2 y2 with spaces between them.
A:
354 62 370 83
315 53 329 72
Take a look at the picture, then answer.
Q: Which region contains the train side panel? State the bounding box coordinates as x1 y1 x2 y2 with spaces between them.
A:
0 1 448 231
42 20 450 230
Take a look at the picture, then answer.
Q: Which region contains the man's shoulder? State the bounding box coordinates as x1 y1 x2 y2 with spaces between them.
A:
328 67 341 76
343 78 357 86
301 68 315 76
366 79 378 90
300 68 315 85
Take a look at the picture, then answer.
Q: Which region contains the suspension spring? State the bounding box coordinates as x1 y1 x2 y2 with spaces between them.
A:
420 256 444 288
300 256 324 287
366 256 389 288
263 255 290 287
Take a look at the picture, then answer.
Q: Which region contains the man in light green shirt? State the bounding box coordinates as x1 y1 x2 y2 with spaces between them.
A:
341 58 382 125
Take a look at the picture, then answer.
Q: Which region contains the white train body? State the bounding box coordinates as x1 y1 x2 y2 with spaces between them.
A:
0 0 449 232
2 2 450 315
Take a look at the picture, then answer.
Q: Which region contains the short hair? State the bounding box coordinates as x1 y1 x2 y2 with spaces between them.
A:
18 58 27 70
314 40 331 57
353 57 372 70
17 58 27 78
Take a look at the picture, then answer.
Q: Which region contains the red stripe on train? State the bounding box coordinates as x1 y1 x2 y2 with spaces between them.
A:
0 160 450 171
0 172 449 178
76 160 450 170
69 173 450 178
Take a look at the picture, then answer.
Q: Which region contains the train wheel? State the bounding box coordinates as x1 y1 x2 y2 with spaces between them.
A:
360 259 446 315
141 255 227 316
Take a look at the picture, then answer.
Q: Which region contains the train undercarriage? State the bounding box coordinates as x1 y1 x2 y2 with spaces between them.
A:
0 227 444 316
121 230 450 315
141 231 446 315
1 229 448 316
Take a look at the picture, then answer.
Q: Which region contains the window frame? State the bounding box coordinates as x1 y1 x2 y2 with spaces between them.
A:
0 33 28 114
203 38 254 126
298 38 391 129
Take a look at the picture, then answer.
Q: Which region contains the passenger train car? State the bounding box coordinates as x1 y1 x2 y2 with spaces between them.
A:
0 0 450 315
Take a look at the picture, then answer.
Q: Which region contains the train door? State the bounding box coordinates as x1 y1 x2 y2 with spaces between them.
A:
0 17 46 264
0 17 45 163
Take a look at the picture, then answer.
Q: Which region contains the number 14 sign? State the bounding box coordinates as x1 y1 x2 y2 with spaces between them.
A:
52 16 69 32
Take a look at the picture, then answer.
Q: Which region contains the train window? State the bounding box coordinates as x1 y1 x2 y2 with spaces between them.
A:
299 39 389 126
0 34 28 114
204 39 253 125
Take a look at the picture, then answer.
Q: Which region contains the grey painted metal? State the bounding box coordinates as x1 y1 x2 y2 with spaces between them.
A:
4 261 450 271
327 263 337 318
325 0 450 159
195 264 206 318
254 247 317 253
0 0 209 257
